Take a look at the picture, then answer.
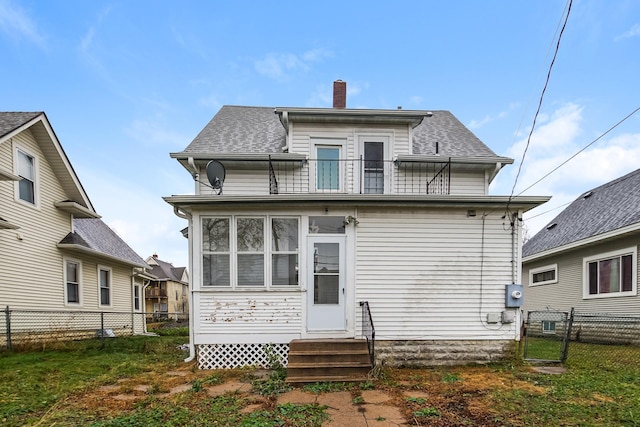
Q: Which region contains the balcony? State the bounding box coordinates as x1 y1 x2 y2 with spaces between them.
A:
267 157 450 195
145 288 167 298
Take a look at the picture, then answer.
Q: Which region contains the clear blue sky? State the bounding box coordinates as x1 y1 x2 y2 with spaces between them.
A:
2 0 639 268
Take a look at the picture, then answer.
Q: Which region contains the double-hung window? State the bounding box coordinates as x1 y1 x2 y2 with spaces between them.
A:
65 260 81 305
99 267 112 306
16 148 36 205
202 216 299 288
133 285 141 311
584 247 637 298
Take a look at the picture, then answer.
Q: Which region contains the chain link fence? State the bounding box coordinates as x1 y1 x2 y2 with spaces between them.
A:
1 307 189 350
523 309 640 367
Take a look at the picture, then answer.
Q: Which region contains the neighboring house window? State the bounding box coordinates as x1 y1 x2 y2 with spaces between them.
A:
542 321 556 334
133 285 140 311
16 148 36 205
529 264 558 286
65 259 81 305
99 267 112 306
201 216 300 288
583 247 637 298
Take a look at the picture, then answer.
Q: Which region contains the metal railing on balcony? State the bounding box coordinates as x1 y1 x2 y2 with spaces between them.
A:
268 156 450 195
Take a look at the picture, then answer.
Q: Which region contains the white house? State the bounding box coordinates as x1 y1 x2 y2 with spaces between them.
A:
165 81 548 370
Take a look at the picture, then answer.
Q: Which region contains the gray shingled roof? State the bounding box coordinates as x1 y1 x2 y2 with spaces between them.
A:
184 106 286 154
523 168 640 258
0 112 42 138
148 256 186 283
181 106 498 157
59 218 146 267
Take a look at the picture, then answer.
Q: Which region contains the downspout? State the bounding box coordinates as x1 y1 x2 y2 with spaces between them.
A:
511 212 517 285
187 157 201 195
174 206 196 363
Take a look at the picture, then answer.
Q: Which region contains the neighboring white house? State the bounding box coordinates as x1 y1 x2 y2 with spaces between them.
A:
522 168 640 316
0 112 149 337
165 81 548 368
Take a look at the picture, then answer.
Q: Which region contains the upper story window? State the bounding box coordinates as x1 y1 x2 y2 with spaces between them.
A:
358 135 390 194
363 141 384 194
16 148 37 205
529 264 558 286
583 247 637 299
312 138 345 193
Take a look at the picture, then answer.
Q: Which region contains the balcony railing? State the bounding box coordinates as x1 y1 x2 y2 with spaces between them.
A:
145 288 167 298
268 157 450 195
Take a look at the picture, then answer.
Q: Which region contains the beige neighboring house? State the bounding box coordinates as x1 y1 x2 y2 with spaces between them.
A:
144 254 189 319
0 112 148 331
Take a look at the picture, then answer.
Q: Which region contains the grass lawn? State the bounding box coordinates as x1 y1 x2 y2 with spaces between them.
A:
1 336 639 426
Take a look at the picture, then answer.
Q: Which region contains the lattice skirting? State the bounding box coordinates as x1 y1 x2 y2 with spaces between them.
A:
197 343 289 369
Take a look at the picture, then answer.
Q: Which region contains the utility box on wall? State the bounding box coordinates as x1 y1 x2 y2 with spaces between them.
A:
505 284 524 308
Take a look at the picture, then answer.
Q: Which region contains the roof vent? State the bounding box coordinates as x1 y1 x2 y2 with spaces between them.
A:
582 191 593 199
546 223 557 230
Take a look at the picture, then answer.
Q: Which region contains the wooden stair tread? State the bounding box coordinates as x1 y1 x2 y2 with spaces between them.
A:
289 349 369 356
286 375 369 383
288 362 371 368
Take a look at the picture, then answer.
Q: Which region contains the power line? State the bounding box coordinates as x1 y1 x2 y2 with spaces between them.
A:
515 105 640 197
506 0 573 213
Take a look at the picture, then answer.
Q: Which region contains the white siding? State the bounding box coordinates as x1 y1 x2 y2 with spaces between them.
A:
199 168 269 195
194 291 303 343
449 169 487 196
355 208 517 340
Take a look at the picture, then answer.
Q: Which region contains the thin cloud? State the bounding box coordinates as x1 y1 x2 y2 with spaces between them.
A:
469 111 508 129
615 23 640 41
491 102 640 237
79 5 111 54
0 0 46 47
254 48 333 81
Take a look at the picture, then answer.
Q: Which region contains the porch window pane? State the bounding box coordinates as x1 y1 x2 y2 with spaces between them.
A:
317 147 340 190
203 254 230 286
237 218 264 251
272 218 298 251
238 254 264 286
314 276 339 304
202 218 229 251
272 254 298 286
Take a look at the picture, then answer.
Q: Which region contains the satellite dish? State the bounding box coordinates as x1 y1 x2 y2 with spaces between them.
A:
206 160 226 194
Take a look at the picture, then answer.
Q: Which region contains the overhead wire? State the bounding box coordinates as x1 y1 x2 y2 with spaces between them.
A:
505 0 573 219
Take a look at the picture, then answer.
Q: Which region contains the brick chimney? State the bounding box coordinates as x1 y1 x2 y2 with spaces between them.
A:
333 80 346 109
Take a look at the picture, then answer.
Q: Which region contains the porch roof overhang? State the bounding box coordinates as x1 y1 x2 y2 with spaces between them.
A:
54 201 101 218
170 152 307 170
164 194 550 214
0 217 20 230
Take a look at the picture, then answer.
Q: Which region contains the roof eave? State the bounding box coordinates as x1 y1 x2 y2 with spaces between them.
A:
57 243 147 268
523 221 640 263
55 201 101 219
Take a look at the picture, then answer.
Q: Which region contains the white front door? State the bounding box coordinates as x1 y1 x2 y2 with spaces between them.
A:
307 235 346 331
